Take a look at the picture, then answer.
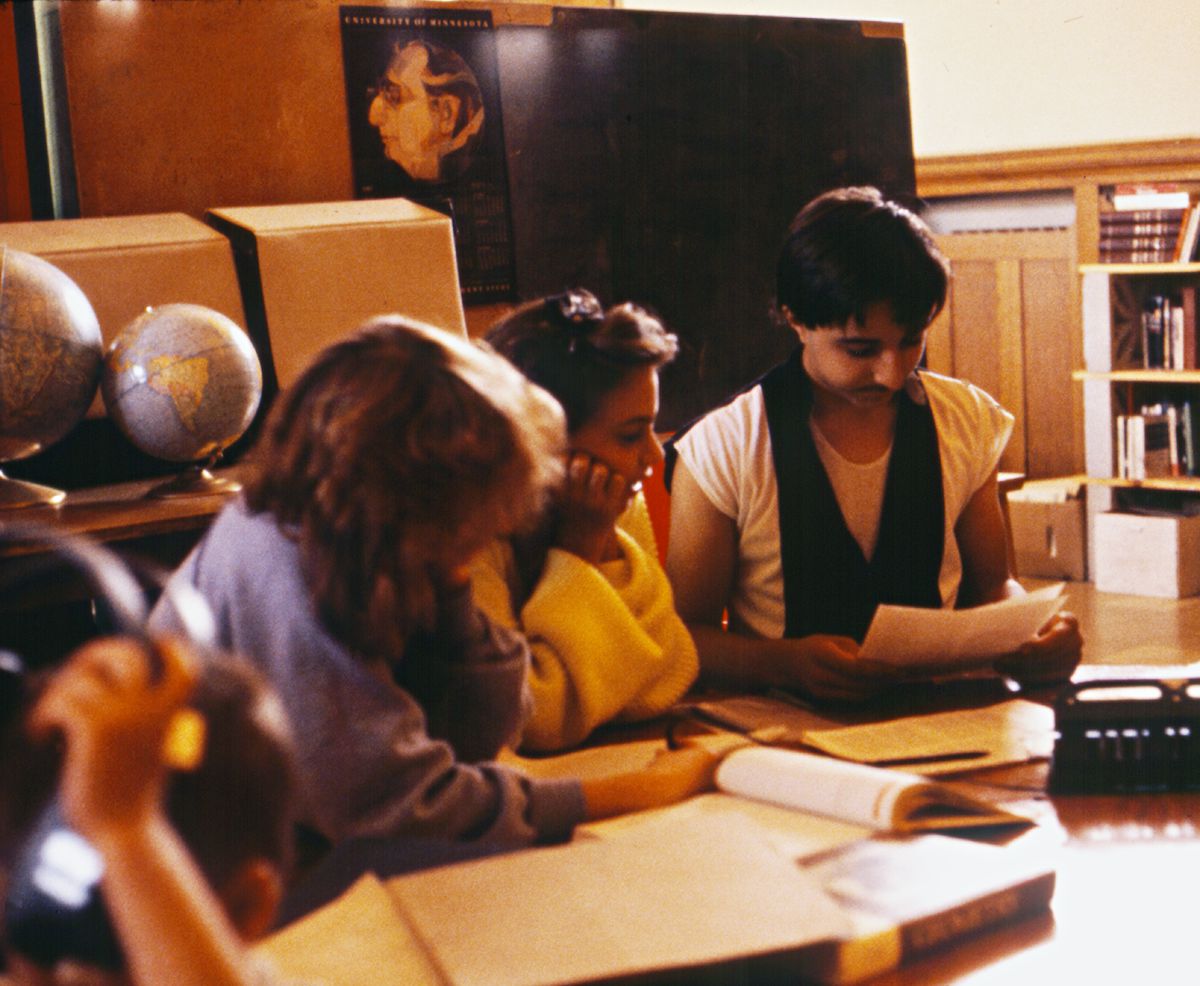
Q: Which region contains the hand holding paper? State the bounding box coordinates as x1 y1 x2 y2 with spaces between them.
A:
859 583 1067 673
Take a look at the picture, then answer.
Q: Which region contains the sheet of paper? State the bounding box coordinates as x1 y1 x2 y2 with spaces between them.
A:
859 582 1066 670
802 699 1056 775
258 873 444 986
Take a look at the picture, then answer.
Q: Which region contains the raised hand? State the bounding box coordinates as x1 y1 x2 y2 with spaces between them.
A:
29 636 198 839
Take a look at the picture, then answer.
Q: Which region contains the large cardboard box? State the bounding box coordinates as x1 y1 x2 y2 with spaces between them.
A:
1007 481 1087 581
206 199 466 393
0 213 246 417
1092 510 1200 598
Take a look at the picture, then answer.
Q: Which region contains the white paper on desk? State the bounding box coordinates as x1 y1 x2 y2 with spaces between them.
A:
802 699 1056 775
859 582 1066 670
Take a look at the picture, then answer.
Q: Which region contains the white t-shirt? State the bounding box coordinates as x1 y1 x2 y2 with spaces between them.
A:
809 417 892 560
674 370 1014 639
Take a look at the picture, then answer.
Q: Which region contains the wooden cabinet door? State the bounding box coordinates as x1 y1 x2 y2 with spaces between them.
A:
929 229 1081 479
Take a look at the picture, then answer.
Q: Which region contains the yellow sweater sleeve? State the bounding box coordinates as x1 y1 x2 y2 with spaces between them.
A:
469 494 698 752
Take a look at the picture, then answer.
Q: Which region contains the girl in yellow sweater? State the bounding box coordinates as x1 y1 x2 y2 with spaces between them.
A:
472 290 699 751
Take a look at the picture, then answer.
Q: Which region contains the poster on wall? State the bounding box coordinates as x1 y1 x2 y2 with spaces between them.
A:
339 6 515 304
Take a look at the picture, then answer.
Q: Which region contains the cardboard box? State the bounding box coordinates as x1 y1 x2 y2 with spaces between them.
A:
0 213 246 417
206 199 466 394
1007 483 1087 581
1092 510 1200 598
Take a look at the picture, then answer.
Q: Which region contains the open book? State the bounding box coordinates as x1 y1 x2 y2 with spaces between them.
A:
506 737 1034 833
715 744 1031 831
257 811 1055 986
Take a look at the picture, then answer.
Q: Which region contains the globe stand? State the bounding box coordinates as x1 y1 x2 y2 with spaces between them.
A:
0 469 66 509
147 461 242 500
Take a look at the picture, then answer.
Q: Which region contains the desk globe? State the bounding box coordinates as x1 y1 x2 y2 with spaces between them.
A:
0 246 103 508
101 303 262 498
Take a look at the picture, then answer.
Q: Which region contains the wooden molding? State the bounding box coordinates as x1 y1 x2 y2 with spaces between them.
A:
917 138 1200 198
859 21 904 40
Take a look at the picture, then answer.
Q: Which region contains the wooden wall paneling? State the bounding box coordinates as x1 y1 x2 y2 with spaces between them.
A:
58 0 352 219
1021 256 1082 477
934 229 1078 479
924 303 953 376
0 0 31 222
1073 182 1100 266
994 258 1027 474
941 257 1000 394
943 257 1025 473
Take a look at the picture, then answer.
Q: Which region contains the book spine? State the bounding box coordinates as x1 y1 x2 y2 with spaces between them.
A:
1099 208 1185 263
1188 401 1200 476
899 872 1056 956
1172 304 1185 369
1116 413 1127 479
1099 232 1183 247
1132 415 1145 480
1142 297 1166 368
1101 248 1175 264
1099 222 1184 235
1183 286 1197 368
1173 206 1192 261
807 872 1057 985
1100 208 1185 226
1176 203 1200 262
1168 405 1181 475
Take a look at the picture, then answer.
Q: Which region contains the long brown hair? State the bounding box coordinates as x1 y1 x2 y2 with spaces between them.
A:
243 316 564 659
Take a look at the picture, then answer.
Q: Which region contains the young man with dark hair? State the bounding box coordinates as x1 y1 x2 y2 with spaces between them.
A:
666 186 1081 702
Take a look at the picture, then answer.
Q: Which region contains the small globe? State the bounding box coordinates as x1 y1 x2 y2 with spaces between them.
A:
101 303 262 484
0 247 103 464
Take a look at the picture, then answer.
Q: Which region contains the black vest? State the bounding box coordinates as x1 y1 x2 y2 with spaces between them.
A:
759 351 944 641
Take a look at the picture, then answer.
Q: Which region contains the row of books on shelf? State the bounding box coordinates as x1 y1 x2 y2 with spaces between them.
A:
1100 184 1200 263
1115 402 1200 480
1138 288 1197 369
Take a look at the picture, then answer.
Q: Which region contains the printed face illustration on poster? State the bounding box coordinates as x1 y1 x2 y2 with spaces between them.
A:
341 7 514 303
367 40 485 183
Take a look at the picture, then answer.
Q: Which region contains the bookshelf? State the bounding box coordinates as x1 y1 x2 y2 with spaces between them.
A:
1075 262 1200 590
1076 262 1200 490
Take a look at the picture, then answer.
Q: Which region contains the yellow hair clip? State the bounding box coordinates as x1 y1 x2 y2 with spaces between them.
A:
162 708 207 771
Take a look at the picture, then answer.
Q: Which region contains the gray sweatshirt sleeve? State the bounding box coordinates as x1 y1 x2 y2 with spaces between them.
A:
396 579 533 763
149 502 586 846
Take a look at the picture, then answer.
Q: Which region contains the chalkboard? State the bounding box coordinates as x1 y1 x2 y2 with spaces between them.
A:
495 10 916 428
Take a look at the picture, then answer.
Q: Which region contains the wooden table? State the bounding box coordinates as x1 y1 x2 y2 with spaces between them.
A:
0 471 238 557
867 759 1200 984
766 675 1200 985
515 670 1200 985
